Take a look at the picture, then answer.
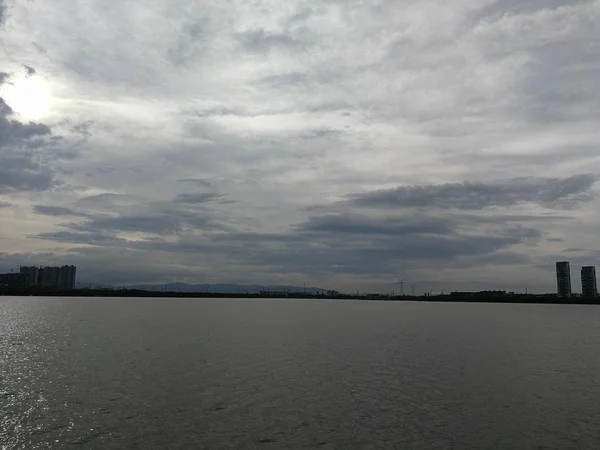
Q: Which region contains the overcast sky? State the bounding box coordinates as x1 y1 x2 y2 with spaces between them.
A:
1 0 599 293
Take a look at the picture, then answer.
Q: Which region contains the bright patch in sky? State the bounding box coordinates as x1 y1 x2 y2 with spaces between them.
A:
0 74 52 120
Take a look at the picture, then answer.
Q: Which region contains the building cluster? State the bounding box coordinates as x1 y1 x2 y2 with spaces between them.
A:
0 265 77 290
556 261 598 298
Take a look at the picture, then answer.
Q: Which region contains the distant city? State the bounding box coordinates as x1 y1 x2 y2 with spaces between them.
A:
0 261 599 301
0 265 77 290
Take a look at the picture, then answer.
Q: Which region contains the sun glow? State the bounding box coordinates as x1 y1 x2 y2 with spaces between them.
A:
0 75 53 121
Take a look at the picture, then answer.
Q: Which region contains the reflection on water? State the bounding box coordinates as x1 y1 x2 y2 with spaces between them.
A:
2 296 600 449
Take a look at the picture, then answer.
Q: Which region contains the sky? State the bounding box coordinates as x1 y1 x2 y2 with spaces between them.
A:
0 0 599 294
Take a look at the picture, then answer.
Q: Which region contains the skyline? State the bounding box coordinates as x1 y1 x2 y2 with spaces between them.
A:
1 1 600 293
1 259 599 297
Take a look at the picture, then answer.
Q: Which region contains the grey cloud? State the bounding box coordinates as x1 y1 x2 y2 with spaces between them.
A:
0 0 5 25
71 121 93 138
0 247 210 287
0 200 11 208
259 72 309 87
36 203 230 242
237 29 305 54
87 211 540 275
33 205 87 217
0 72 9 85
74 193 129 209
0 115 51 145
32 42 47 54
187 105 285 119
288 6 314 24
0 95 57 193
28 204 547 288
174 193 226 204
442 145 600 170
472 1 600 127
167 17 209 66
298 214 454 236
71 215 185 235
347 175 598 210
300 128 342 139
191 106 242 118
177 178 212 187
0 153 54 193
33 231 125 246
454 252 532 268
449 213 572 225
477 0 591 19
0 97 12 116
23 64 36 76
217 227 541 277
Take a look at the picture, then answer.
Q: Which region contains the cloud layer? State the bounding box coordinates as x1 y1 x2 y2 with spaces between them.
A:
1 0 599 293
346 175 598 210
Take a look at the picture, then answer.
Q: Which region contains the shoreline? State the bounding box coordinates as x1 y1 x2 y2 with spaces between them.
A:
1 288 598 305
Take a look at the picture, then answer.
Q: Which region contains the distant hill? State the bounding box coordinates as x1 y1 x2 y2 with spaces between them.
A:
93 282 327 295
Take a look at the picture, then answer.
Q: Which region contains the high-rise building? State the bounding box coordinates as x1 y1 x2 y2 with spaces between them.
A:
581 266 598 298
556 261 572 298
11 265 77 290
58 265 77 290
39 266 60 287
20 266 40 287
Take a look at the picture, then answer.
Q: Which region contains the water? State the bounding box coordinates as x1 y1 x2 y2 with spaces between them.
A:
2 297 600 449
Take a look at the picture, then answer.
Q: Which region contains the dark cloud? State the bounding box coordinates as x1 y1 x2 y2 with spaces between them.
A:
0 96 56 193
32 207 542 283
0 107 51 144
0 200 11 208
23 64 36 76
33 205 87 217
204 223 541 278
298 214 454 236
0 152 54 193
347 175 598 210
0 72 9 85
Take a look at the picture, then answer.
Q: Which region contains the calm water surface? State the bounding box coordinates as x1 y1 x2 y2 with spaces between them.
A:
2 297 600 449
